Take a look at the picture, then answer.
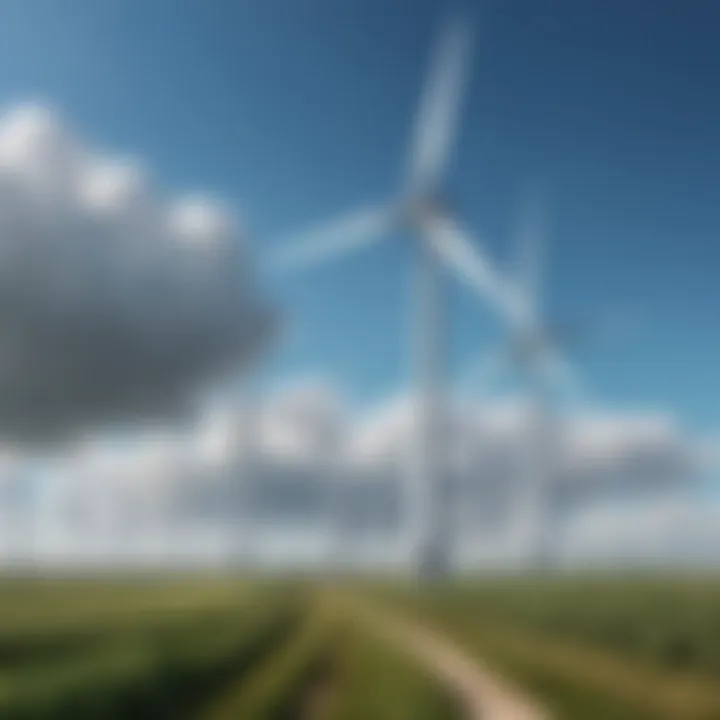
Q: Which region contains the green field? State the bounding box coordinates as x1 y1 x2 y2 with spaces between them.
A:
0 573 717 718
378 573 720 719
0 574 458 719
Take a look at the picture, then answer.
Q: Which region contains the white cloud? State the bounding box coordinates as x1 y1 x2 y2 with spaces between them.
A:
168 196 234 250
78 157 147 215
0 379 710 570
0 102 274 442
259 378 347 466
562 495 720 566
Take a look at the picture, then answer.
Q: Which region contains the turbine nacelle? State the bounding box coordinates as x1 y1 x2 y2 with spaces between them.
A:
399 193 451 234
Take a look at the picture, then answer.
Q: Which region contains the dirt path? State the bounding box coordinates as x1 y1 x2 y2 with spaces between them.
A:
348 598 551 720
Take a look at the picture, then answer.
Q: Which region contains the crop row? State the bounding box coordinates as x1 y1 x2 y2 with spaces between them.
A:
0 591 303 719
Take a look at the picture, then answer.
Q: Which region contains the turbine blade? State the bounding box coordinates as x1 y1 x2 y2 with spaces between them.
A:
516 185 548 318
266 205 392 275
420 212 525 324
406 15 474 195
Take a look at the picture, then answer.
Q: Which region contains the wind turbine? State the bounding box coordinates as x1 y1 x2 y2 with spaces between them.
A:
269 15 513 578
458 190 584 569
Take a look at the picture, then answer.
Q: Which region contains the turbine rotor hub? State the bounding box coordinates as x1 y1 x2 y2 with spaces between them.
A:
402 193 449 231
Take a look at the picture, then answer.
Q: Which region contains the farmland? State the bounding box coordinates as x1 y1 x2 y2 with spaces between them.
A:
0 573 718 718
377 574 720 719
0 574 459 719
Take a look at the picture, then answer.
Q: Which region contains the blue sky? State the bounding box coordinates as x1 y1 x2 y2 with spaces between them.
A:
1 0 719 431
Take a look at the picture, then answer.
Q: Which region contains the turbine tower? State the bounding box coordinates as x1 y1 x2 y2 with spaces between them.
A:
268 16 514 578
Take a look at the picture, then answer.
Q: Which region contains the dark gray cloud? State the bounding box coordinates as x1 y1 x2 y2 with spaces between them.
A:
0 104 276 442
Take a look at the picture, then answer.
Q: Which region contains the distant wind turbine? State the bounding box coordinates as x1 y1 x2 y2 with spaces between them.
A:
459 190 585 569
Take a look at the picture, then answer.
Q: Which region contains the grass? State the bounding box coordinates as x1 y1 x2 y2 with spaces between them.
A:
323 616 463 720
0 576 458 719
201 600 335 719
0 578 303 718
201 586 461 720
377 573 720 719
1 573 717 718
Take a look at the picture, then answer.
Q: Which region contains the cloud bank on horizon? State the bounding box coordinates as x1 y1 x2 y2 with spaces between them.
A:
0 103 275 443
0 379 715 569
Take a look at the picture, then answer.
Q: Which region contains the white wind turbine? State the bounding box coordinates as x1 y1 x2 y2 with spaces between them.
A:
269 15 518 577
458 191 584 569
